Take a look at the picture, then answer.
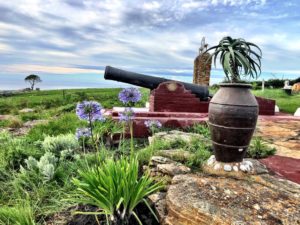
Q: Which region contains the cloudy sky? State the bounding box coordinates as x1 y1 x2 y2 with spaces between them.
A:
0 0 300 79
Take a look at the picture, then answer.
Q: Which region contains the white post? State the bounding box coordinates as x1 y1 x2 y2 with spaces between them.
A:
262 79 265 92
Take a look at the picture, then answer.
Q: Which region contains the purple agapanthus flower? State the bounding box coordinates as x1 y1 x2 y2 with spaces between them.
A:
119 107 135 122
144 120 162 129
118 88 141 105
76 101 104 121
75 128 92 140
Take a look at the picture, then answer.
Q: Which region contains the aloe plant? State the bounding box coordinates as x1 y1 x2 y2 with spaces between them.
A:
206 36 262 83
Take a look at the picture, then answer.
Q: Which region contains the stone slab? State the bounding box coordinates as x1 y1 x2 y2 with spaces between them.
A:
256 119 300 159
163 174 300 225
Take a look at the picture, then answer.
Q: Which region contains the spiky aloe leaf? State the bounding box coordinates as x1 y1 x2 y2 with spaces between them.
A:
205 36 262 82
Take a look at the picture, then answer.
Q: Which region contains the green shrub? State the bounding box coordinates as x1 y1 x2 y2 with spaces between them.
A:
42 98 63 109
93 118 123 148
42 133 79 157
0 132 41 170
0 202 36 225
0 101 15 114
186 123 210 138
177 137 212 168
73 156 163 224
186 142 211 168
136 137 189 165
20 113 40 122
56 104 75 114
247 137 276 159
9 159 81 219
26 113 82 142
0 120 10 128
23 152 57 182
8 118 23 128
74 91 89 101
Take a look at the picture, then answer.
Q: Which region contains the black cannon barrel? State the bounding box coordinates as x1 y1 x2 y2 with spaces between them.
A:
104 66 210 100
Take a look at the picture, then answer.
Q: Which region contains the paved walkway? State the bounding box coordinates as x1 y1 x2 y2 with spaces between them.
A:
256 114 300 184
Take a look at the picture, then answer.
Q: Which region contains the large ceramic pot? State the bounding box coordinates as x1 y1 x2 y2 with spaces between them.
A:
209 83 258 162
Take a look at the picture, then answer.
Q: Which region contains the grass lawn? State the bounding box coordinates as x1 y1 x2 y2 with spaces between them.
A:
0 87 298 115
0 88 150 115
252 89 300 114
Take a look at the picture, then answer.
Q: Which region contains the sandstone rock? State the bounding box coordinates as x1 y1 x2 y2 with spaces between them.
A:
147 156 191 179
158 150 191 161
8 120 48 136
23 119 48 127
149 130 206 145
161 174 300 225
148 192 167 221
256 120 300 159
150 156 174 166
157 163 190 176
19 108 35 113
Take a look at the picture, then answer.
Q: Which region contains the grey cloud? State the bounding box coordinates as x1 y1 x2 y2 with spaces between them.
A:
63 0 86 8
0 6 41 28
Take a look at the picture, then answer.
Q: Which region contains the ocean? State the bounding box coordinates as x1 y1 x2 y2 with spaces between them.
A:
0 70 299 91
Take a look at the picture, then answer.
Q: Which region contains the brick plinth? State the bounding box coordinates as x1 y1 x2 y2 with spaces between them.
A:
149 82 209 113
255 96 275 115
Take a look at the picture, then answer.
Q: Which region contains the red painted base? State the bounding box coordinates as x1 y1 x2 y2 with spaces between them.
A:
108 109 299 138
260 155 300 184
111 111 208 138
255 96 275 115
148 81 275 115
149 82 209 113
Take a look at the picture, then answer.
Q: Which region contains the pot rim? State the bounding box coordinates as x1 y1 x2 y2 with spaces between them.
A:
219 83 252 88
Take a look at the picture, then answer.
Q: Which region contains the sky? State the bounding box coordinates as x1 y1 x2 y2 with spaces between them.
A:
0 0 300 81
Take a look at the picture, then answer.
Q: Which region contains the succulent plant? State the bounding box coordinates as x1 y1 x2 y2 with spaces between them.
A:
206 36 262 83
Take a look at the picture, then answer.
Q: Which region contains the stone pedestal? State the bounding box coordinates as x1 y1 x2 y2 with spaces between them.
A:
203 155 269 178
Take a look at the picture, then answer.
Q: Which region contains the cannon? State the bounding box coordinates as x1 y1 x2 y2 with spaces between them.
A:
104 66 210 100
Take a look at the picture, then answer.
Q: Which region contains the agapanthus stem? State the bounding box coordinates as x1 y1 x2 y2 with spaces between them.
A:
130 121 134 157
89 118 96 147
82 138 89 169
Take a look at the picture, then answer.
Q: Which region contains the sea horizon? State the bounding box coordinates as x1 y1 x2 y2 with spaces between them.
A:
0 69 299 91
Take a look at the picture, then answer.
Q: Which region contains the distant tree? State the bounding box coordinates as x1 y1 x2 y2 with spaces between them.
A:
25 74 42 90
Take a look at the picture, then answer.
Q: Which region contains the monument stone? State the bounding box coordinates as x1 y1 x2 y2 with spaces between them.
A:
193 37 212 86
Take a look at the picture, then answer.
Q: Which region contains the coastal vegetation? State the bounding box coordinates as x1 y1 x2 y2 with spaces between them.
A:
0 85 295 224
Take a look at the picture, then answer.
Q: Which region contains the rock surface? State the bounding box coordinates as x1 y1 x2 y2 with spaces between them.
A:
147 156 191 178
160 174 300 225
19 108 35 113
256 119 300 159
158 150 191 161
149 130 206 145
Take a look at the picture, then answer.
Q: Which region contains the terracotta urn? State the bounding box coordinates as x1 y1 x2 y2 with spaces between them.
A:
208 83 258 162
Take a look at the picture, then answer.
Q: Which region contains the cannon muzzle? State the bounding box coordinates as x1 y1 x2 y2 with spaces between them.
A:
104 66 210 100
